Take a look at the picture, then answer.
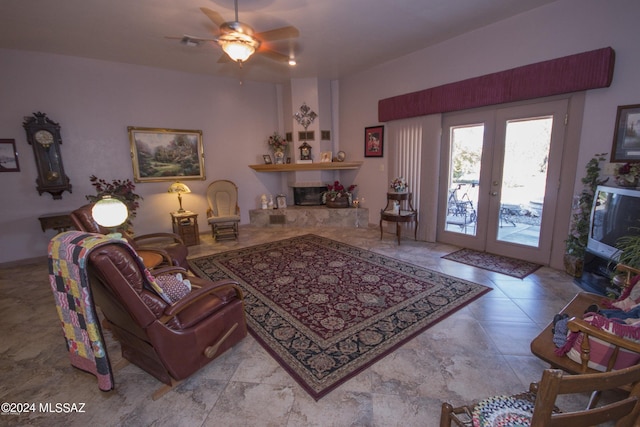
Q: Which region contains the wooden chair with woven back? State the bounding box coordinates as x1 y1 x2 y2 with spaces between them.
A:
440 363 640 426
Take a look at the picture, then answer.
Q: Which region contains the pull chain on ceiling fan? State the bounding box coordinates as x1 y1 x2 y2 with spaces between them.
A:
166 1 299 67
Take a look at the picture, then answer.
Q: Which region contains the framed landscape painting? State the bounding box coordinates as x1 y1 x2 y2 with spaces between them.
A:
0 139 20 172
611 104 640 162
128 127 205 182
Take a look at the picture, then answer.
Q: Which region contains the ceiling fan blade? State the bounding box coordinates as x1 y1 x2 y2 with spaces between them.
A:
165 35 217 47
255 26 300 42
200 7 226 28
258 49 291 63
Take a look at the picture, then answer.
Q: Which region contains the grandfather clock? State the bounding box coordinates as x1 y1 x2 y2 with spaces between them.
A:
23 112 72 199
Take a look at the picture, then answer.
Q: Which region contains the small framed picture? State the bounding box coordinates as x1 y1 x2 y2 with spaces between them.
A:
263 154 272 164
286 157 291 164
611 104 640 162
320 151 332 163
276 195 287 209
0 139 20 172
364 125 384 157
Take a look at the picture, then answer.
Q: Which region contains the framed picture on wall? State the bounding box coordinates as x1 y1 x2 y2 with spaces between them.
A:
128 126 205 182
611 104 640 162
364 126 384 157
0 139 20 172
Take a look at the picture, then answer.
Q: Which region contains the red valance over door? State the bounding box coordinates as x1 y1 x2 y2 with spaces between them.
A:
378 47 615 122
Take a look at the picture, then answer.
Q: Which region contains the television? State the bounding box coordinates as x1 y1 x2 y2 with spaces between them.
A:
587 185 640 261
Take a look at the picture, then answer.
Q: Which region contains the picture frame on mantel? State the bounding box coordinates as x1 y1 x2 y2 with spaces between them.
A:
128 126 205 182
0 139 20 172
611 104 640 162
364 126 384 157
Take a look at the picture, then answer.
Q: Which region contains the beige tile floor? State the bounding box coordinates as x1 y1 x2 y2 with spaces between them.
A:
1 224 588 426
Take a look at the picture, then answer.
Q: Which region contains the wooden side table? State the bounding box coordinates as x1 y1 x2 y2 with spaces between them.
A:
380 192 418 244
170 211 200 246
38 212 74 233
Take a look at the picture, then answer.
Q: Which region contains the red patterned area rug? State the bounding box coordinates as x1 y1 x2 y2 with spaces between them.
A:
442 248 542 279
189 234 490 400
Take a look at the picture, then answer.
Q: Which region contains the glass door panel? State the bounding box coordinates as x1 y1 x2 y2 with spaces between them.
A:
445 124 483 236
496 117 553 247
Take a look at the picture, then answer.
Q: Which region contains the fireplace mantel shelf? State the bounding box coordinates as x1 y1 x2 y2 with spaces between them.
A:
249 161 362 172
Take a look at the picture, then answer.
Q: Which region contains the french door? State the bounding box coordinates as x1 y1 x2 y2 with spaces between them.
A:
437 99 568 265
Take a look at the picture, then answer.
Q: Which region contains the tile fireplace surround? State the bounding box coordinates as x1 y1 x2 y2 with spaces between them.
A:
249 206 369 228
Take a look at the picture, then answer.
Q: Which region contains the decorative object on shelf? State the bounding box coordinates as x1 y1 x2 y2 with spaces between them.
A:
268 195 274 209
336 151 346 162
167 181 192 213
299 142 312 161
86 175 142 233
276 194 287 209
128 126 205 182
615 162 639 187
611 104 640 162
390 176 408 192
364 125 384 157
0 139 20 172
261 194 268 209
564 153 609 277
323 180 357 208
320 151 332 163
22 112 72 199
267 132 287 164
263 154 272 164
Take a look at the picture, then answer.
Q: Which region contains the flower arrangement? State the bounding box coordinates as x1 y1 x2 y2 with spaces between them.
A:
322 180 357 204
390 176 408 192
616 162 640 186
267 132 287 152
86 175 143 232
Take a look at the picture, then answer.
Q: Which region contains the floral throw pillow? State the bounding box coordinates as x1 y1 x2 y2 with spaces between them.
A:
150 273 191 304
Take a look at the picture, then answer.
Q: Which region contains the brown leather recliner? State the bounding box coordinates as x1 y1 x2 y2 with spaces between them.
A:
71 203 189 270
87 241 247 399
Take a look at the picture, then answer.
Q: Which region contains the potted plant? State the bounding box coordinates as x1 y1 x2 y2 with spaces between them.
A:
564 153 609 277
615 229 640 269
85 175 142 233
322 180 357 208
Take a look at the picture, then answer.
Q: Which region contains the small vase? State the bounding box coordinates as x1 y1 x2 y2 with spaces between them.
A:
274 150 285 164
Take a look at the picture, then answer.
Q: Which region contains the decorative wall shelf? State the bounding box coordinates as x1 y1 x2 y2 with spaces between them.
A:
249 161 362 172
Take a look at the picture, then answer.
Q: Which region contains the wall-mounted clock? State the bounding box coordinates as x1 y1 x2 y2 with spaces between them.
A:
23 112 72 199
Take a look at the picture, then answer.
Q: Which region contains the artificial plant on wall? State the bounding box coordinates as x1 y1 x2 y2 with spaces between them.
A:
564 153 609 277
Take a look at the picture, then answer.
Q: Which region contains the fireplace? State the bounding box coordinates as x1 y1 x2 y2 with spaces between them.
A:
292 185 326 206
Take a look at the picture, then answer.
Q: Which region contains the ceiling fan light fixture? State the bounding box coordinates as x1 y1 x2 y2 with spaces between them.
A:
221 40 256 62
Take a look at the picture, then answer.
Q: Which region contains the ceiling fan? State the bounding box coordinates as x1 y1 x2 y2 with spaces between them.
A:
167 1 299 67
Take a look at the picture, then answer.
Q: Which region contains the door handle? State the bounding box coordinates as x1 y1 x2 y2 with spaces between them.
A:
491 192 498 196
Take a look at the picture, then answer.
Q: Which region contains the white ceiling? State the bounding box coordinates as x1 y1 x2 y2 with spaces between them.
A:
0 0 557 84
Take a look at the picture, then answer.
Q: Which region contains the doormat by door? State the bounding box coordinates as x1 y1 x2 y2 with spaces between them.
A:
442 248 542 279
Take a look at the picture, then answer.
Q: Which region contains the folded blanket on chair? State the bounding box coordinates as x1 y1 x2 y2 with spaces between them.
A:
48 231 134 391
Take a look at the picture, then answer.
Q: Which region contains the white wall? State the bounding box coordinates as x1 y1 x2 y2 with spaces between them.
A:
3 0 640 264
338 0 640 235
0 50 281 263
